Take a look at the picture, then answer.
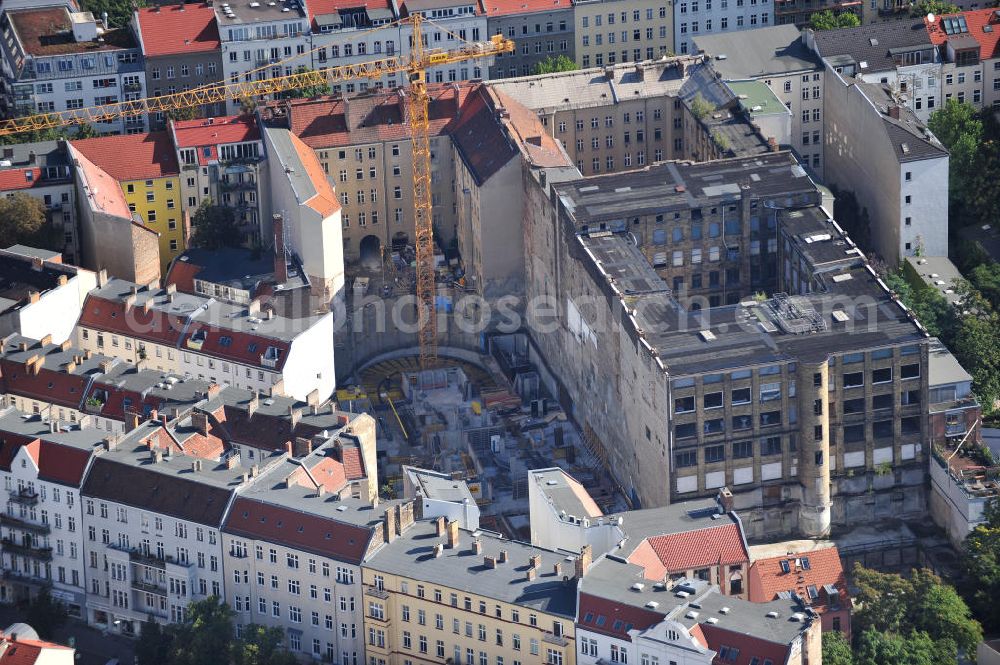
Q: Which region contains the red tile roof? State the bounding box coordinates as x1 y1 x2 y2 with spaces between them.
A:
78 295 186 347
185 324 291 371
0 635 73 665
0 169 44 191
635 523 749 572
341 447 365 480
302 457 348 493
224 497 374 564
71 132 180 182
577 592 664 639
307 0 395 29
926 9 1000 57
172 116 261 151
698 624 791 665
135 3 221 57
0 432 92 487
287 132 341 217
747 546 848 612
0 359 90 410
285 85 471 149
484 0 571 17
69 146 133 220
164 259 201 294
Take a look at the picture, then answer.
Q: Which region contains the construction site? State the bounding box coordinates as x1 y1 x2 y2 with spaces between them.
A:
335 332 630 540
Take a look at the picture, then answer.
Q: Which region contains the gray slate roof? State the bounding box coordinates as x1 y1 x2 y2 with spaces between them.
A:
694 25 822 78
810 20 934 72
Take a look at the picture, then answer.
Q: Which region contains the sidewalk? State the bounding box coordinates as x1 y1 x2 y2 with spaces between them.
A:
0 604 135 665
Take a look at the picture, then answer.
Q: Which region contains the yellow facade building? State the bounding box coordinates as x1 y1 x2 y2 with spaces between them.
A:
72 132 184 273
362 514 579 665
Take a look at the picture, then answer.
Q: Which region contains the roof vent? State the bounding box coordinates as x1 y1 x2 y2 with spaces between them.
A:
645 601 659 608
706 617 719 624
631 582 645 591
831 310 850 323
685 610 699 619
791 612 806 622
831 273 853 283
766 611 779 618
699 330 716 342
719 606 730 614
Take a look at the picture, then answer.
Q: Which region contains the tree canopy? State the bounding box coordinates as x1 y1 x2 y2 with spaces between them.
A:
809 9 861 30
23 589 68 640
532 56 578 75
910 0 960 16
962 499 1000 631
79 0 146 28
190 201 242 251
0 193 61 252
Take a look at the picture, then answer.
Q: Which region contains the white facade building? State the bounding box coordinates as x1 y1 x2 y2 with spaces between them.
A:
673 0 773 58
215 2 312 115
309 0 404 94
75 277 337 402
401 466 480 530
0 6 147 134
0 408 98 618
400 0 492 83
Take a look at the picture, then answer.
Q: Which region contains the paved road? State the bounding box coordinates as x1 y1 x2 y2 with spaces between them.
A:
0 604 135 665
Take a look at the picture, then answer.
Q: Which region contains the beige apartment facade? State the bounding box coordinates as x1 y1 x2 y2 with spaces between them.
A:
573 0 675 69
363 518 578 665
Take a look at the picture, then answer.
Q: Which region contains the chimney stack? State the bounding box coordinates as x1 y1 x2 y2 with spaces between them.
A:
247 391 259 417
529 554 542 570
498 550 508 564
575 544 593 579
383 507 397 543
289 406 301 429
553 562 562 577
484 555 497 568
434 515 446 536
433 543 444 558
888 104 901 120
293 436 312 457
471 539 482 555
191 412 210 436
445 519 459 549
526 567 536 581
718 487 735 513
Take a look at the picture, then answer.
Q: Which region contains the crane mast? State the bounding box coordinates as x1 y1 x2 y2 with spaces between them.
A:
0 16 513 370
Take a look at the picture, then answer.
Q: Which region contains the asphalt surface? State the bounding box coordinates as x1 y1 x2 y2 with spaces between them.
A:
0 604 135 665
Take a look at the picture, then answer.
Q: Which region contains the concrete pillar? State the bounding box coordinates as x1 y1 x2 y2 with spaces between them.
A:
798 360 832 537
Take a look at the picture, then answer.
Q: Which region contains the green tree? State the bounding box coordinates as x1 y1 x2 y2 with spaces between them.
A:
532 56 578 75
23 589 68 639
0 192 60 251
190 201 241 250
170 597 234 665
821 630 854 665
280 67 332 99
854 628 951 665
809 9 861 30
135 616 174 665
952 282 1000 410
963 498 1000 630
852 565 982 658
688 93 714 120
969 262 1000 311
166 106 201 122
911 0 960 16
233 624 297 665
79 0 147 28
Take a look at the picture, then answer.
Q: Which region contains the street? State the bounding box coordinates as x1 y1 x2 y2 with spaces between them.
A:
0 604 135 665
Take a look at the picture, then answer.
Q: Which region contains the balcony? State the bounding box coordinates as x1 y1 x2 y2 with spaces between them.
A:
0 514 50 535
83 397 105 414
8 489 38 506
365 585 390 600
132 579 168 596
3 570 51 588
128 549 167 569
220 179 256 192
542 632 569 647
185 331 206 351
123 82 142 93
1 538 53 561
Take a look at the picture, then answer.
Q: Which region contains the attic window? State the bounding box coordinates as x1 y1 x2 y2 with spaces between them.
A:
807 585 819 599
325 532 332 539
297 525 304 532
242 511 249 518
801 557 811 570
780 559 790 573
901 143 910 155
24 170 32 182
583 612 594 623
219 336 232 347
248 343 258 353
276 520 283 528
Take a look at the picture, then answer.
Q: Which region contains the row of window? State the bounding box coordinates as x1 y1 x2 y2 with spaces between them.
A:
581 7 668 27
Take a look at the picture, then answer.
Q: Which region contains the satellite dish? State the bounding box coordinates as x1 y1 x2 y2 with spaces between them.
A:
927 12 935 22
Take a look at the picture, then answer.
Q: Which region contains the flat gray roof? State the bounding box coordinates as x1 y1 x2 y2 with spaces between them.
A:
404 466 477 504
904 255 963 305
529 468 603 520
367 519 579 617
694 25 822 78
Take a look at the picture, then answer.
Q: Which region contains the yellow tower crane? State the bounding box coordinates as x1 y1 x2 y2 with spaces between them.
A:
0 15 514 370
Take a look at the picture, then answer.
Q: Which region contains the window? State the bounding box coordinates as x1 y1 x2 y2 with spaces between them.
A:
733 441 753 458
843 372 864 388
705 445 725 463
901 363 920 379
675 450 698 468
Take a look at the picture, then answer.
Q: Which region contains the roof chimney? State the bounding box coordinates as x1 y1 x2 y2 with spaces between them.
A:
484 555 497 568
718 486 734 513
888 104 901 120
526 567 536 581
191 412 210 436
289 406 302 429
434 515 446 536
471 539 483 555
383 507 397 543
433 543 444 558
575 544 593 579
247 391 259 417
529 554 542 569
498 549 508 564
445 519 459 549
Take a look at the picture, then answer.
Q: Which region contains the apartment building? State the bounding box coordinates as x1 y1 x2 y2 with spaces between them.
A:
528 470 751 596
453 85 575 298
926 9 1000 111
486 0 574 78
274 86 465 263
823 77 948 263
576 554 820 665
132 2 226 128
0 7 146 134
263 127 345 306
0 247 96 344
523 151 933 538
74 276 336 402
79 420 247 635
807 20 940 122
362 516 579 665
170 115 266 246
773 0 860 28
400 0 492 84
673 0 773 58
401 465 481 530
216 0 312 115
748 544 851 638
0 334 217 435
695 25 826 178
573 0 674 68
308 0 404 95
72 132 185 273
66 143 162 286
0 407 99 617
0 142 81 266
221 451 389 663
491 59 693 176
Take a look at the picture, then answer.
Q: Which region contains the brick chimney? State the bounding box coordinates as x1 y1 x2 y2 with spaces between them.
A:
718 486 735 513
445 519 459 549
288 406 301 429
484 555 497 568
529 554 542 570
471 539 482 555
888 104 901 120
526 567 536 581
247 391 259 417
293 436 312 457
498 550 508 564
553 562 562 577
383 507 397 543
575 544 593 579
434 515 446 536
273 214 288 283
191 412 210 436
